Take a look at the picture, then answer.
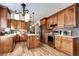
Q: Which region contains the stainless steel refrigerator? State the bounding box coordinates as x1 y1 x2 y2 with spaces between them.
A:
39 25 45 42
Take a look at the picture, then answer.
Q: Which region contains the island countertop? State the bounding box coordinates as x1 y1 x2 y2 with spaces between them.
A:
0 33 16 38
55 35 79 38
26 34 39 36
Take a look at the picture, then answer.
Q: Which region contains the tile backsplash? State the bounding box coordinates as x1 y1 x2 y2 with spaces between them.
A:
72 28 79 36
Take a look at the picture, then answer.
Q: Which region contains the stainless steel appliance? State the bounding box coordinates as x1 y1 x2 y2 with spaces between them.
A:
39 25 45 42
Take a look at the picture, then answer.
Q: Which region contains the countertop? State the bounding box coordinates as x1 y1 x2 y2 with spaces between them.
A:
0 33 16 37
26 34 39 36
55 35 79 38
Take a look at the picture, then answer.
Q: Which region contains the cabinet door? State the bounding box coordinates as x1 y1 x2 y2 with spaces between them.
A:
53 15 57 25
40 18 47 25
47 17 53 29
0 8 8 28
7 20 11 28
25 22 29 30
64 7 75 27
20 34 27 41
21 21 25 29
75 38 79 55
57 12 64 27
17 21 21 29
33 36 40 48
16 35 20 42
27 36 34 48
45 33 48 44
55 36 62 49
61 37 73 55
11 20 17 29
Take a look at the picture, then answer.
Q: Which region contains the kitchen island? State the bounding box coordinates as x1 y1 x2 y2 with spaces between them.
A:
55 35 79 56
0 33 16 54
27 34 40 49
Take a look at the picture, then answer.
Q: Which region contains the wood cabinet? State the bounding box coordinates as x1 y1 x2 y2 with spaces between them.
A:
47 15 58 29
74 38 79 55
44 33 48 44
27 35 40 49
25 22 29 30
19 34 27 41
16 34 27 42
0 35 16 53
64 7 75 27
16 35 20 42
7 19 11 28
10 20 17 29
55 36 62 49
0 6 10 28
52 15 57 25
21 21 26 29
40 17 47 25
40 4 79 28
57 12 64 27
7 19 30 30
47 17 53 29
61 37 73 55
17 21 22 29
55 36 79 55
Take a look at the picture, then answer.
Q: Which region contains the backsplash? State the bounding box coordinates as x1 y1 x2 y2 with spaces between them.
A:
72 28 79 36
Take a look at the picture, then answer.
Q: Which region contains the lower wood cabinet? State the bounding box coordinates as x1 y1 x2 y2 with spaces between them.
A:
45 33 48 44
55 36 62 49
27 35 40 49
19 34 27 41
61 37 73 55
55 36 79 56
16 35 20 42
0 35 16 53
16 34 27 42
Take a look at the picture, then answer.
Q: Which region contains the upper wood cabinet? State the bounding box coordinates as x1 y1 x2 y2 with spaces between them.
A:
52 15 57 25
64 7 75 27
0 6 11 28
40 3 79 28
7 19 30 30
11 20 17 29
21 21 26 29
7 19 11 28
17 21 21 29
57 4 79 28
57 12 64 27
76 5 79 27
40 17 47 25
47 17 53 29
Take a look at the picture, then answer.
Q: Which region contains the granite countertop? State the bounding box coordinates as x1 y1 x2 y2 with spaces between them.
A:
26 34 39 36
0 33 16 37
55 35 79 38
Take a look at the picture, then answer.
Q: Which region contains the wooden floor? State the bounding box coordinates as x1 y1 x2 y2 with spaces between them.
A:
0 42 67 56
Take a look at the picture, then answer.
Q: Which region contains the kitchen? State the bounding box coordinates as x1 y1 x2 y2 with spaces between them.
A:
0 3 79 56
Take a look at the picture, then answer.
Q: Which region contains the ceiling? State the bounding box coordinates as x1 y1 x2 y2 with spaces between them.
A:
0 3 73 23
